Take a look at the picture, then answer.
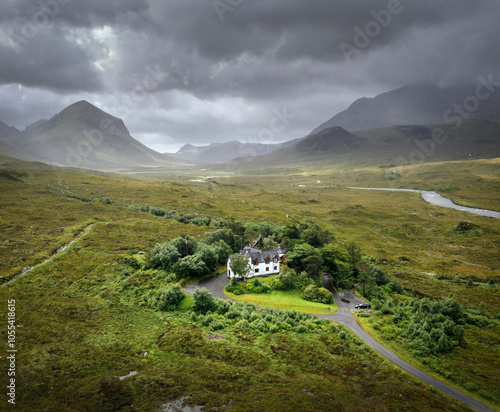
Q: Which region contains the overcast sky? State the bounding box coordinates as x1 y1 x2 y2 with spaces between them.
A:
1 0 499 152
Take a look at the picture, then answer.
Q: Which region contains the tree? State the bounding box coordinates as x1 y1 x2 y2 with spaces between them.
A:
193 287 217 314
300 223 330 247
175 254 208 279
173 235 198 257
150 241 181 270
155 284 185 311
262 236 278 251
195 243 218 272
321 243 352 288
229 253 252 281
204 228 238 251
345 241 362 279
286 243 323 282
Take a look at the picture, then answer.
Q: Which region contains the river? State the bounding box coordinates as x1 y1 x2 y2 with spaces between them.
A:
347 187 500 219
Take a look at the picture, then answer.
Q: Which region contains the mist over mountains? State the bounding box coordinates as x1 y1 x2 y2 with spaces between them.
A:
1 83 499 171
310 82 500 134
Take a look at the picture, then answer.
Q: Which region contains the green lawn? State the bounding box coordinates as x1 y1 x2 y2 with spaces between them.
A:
224 288 338 314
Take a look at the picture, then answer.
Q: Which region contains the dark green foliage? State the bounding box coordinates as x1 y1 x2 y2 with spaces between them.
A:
454 221 481 232
124 256 142 269
229 252 252 281
193 287 218 314
155 284 185 311
246 278 272 294
373 295 496 357
175 254 209 279
203 228 239 252
271 267 315 291
149 241 182 270
225 278 245 295
286 243 323 281
301 284 333 304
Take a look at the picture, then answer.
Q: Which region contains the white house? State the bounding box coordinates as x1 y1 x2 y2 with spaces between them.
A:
227 245 286 279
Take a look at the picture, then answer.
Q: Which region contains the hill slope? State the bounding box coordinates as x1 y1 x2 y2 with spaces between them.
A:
10 101 183 170
311 83 500 134
233 117 500 170
0 120 21 141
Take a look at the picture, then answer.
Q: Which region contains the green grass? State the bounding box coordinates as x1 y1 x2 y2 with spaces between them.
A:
357 316 500 410
225 288 338 314
0 155 499 410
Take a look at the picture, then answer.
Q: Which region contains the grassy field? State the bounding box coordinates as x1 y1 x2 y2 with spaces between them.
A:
225 288 338 315
0 155 499 410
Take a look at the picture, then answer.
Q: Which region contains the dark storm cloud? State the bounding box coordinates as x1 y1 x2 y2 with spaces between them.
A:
0 0 499 149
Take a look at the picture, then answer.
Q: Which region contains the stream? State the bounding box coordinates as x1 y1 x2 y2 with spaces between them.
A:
347 187 500 219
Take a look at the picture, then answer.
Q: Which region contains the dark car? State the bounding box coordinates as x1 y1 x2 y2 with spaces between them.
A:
355 302 371 309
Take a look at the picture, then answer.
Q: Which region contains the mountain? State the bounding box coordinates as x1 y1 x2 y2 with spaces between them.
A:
9 101 183 170
169 140 283 163
232 116 500 170
0 121 21 141
311 83 500 134
23 119 48 132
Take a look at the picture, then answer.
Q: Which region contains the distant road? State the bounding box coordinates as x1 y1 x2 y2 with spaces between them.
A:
347 187 500 218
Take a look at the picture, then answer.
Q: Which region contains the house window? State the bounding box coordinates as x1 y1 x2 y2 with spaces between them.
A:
265 257 270 264
266 267 270 272
228 270 231 276
255 268 259 273
274 266 277 271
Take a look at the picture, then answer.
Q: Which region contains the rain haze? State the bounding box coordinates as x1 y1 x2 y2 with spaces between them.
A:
1 0 499 152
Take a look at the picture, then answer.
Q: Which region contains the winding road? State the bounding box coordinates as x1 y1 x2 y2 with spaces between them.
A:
186 273 497 412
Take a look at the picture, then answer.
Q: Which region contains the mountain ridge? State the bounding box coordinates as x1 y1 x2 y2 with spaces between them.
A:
5 100 184 171
311 83 500 134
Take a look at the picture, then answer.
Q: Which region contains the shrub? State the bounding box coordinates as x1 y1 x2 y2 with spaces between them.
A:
210 320 225 331
338 331 347 340
193 287 217 314
247 278 272 294
269 325 279 333
301 284 333 304
155 284 185 311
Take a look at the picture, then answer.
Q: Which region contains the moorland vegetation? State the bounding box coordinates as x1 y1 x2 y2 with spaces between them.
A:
0 156 499 410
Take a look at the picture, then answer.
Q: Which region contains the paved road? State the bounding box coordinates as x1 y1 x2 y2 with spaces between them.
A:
319 275 496 412
185 273 496 412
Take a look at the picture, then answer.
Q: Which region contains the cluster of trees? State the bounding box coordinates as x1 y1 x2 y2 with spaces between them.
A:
370 295 496 357
147 230 235 279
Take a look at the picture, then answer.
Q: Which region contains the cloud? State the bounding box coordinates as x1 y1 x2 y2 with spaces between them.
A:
0 0 499 150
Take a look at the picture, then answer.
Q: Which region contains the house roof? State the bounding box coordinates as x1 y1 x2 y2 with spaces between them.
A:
239 245 285 264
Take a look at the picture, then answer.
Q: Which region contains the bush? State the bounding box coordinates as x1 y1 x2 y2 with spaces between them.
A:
193 287 217 314
301 284 333 304
225 278 245 295
155 284 185 311
246 278 272 294
210 320 225 331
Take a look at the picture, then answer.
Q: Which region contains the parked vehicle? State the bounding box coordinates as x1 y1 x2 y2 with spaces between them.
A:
355 302 371 309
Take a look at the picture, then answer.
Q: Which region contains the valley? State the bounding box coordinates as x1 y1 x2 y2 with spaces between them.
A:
0 154 499 411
